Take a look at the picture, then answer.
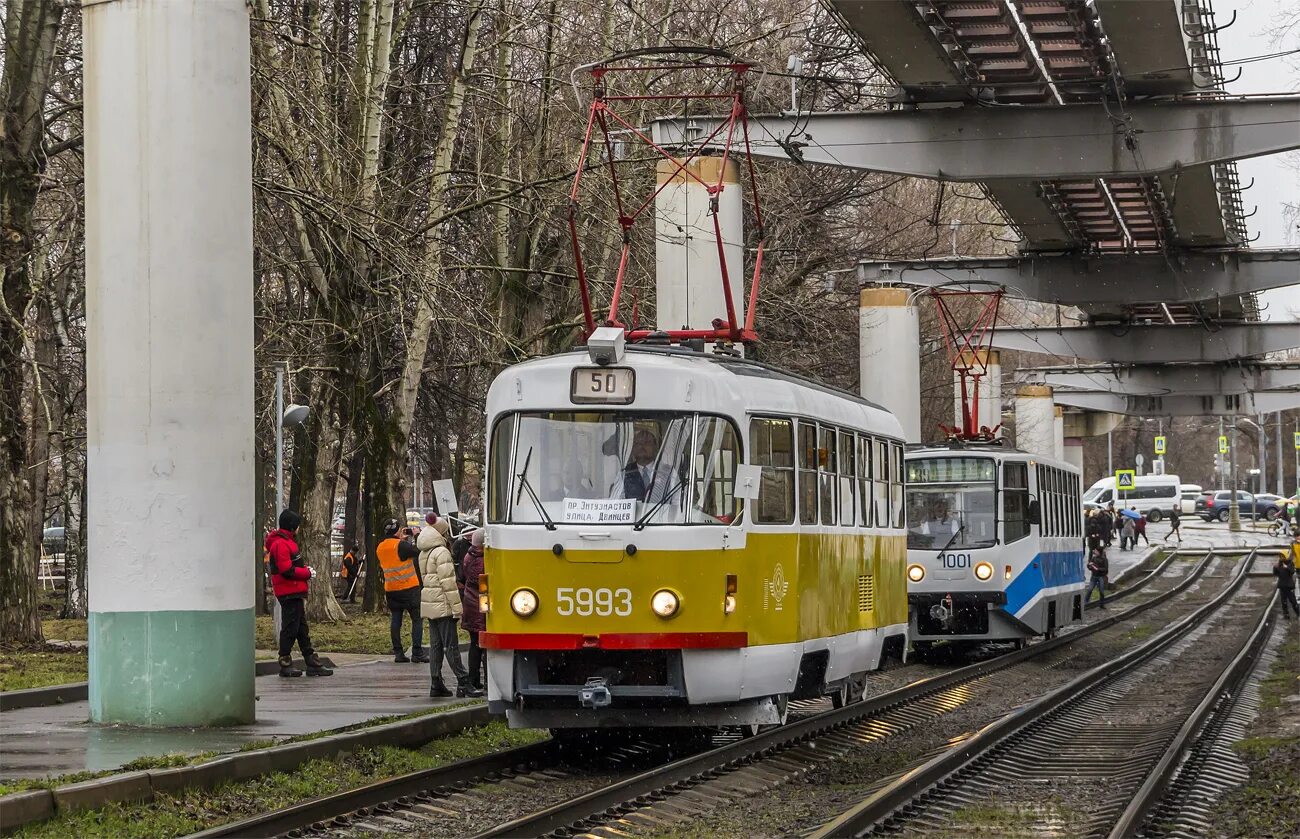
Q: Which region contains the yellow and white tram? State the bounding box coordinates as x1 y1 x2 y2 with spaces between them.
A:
480 336 909 730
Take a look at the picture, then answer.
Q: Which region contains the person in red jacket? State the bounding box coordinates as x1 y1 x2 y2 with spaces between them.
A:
265 510 333 677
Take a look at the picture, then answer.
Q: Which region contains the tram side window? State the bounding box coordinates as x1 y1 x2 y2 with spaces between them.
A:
1004 461 1030 543
798 422 818 524
873 438 890 528
819 426 837 525
1046 468 1058 537
857 434 872 528
838 430 856 525
749 418 795 524
891 442 905 529
1035 464 1047 535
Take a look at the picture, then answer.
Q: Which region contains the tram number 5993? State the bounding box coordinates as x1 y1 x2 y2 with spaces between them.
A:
557 587 633 616
939 553 971 569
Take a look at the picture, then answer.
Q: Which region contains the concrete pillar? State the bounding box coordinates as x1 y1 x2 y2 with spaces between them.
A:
1063 438 1085 473
953 350 1001 433
859 288 921 442
1014 384 1056 459
654 157 744 332
85 0 255 725
1054 406 1065 461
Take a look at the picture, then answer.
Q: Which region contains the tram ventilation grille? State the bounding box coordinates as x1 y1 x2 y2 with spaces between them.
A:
857 575 875 612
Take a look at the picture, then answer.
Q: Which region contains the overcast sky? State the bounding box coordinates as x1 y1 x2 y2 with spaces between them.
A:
1220 0 1300 319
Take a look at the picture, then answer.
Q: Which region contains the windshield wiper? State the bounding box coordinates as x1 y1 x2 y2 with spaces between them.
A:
633 476 688 531
934 520 965 556
513 446 556 531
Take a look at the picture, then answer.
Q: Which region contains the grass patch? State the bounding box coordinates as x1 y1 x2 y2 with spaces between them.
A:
1123 623 1155 641
40 619 87 642
10 722 545 839
1257 631 1299 711
0 646 88 691
1213 734 1300 838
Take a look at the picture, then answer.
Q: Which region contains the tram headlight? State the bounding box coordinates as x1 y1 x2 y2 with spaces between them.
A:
907 564 926 583
510 588 539 617
974 562 994 581
651 589 681 618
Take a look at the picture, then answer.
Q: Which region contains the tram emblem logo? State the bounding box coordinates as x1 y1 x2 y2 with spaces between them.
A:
764 563 789 611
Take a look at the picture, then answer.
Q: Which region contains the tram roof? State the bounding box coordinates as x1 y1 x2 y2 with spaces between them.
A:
906 441 1080 472
488 345 904 438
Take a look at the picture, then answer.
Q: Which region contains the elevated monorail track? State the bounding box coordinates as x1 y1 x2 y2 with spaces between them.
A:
189 549 1242 839
809 548 1275 838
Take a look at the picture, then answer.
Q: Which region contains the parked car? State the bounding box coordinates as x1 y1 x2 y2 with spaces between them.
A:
1194 490 1280 522
1178 484 1203 514
1253 494 1285 520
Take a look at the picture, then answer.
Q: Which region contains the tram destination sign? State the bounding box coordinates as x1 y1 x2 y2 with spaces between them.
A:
570 366 635 404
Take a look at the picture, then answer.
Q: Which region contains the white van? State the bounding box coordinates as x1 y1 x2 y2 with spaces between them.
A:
1178 483 1203 514
1082 474 1182 522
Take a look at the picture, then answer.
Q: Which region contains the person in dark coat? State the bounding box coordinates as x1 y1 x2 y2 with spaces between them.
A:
265 510 333 678
460 529 487 692
1274 551 1298 620
1132 508 1149 546
1164 507 1182 543
1086 545 1109 609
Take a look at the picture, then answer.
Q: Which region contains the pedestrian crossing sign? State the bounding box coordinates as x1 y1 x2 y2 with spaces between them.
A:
1116 469 1136 491
1219 435 1229 454
1154 436 1166 455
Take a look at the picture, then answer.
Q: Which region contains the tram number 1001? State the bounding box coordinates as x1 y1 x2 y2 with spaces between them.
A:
556 587 633 616
939 553 971 569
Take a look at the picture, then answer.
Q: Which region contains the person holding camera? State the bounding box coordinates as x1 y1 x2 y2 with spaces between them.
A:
265 509 333 677
377 519 427 663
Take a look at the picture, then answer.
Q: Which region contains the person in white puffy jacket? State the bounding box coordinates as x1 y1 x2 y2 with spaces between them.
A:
419 515 481 698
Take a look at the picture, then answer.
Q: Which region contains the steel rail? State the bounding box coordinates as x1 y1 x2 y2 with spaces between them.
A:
187 741 555 838
475 548 1220 839
809 548 1257 838
1107 588 1279 839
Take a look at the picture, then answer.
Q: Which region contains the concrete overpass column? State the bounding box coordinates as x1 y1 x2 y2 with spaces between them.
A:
654 157 744 333
954 350 1001 433
1063 438 1085 473
1014 384 1056 459
859 288 921 442
1053 406 1065 461
84 0 255 725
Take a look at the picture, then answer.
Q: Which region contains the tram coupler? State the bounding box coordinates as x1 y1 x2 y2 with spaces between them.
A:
578 677 613 709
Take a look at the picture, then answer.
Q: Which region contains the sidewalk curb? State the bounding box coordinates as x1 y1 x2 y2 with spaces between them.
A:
0 704 489 832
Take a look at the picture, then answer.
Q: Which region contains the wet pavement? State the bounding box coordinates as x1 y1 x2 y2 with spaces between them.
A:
0 653 481 780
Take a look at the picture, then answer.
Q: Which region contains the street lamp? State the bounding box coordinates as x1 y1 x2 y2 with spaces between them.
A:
273 362 310 638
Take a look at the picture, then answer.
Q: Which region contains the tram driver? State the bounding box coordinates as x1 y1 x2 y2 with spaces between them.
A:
622 427 674 502
912 499 962 545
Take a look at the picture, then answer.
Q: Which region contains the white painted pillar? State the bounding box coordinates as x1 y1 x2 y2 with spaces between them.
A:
85 0 255 726
1054 406 1065 461
654 157 744 332
1063 438 1085 473
1014 384 1056 459
859 287 921 442
953 350 1001 433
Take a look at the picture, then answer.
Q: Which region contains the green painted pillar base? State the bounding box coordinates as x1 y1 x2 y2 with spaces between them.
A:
89 609 255 726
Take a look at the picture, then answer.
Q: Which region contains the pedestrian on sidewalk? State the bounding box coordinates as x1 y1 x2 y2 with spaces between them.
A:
1120 514 1136 551
420 515 482 698
1273 551 1298 620
1087 546 1108 608
459 528 487 693
1164 507 1182 543
265 510 333 677
1132 508 1149 546
1103 504 1116 547
378 520 426 663
1086 509 1107 552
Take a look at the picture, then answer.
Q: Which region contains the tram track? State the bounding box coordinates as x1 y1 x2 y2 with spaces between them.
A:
807 548 1273 839
188 547 1229 839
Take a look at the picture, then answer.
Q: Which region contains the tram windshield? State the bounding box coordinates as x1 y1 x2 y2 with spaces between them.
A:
904 457 998 550
488 411 742 526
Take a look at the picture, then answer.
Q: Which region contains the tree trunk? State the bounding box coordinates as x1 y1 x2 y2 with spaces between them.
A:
343 448 363 554
61 458 87 619
1 0 65 645
296 380 347 623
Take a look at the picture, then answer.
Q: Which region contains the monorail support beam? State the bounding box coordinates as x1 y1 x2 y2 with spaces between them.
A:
651 97 1300 181
859 287 921 442
1035 364 1300 397
1014 384 1056 460
1053 391 1300 417
991 322 1300 364
856 251 1300 307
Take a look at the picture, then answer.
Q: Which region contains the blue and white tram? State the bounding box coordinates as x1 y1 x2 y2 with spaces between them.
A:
903 444 1086 645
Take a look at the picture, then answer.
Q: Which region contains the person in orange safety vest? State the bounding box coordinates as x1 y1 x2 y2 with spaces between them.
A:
377 519 426 663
